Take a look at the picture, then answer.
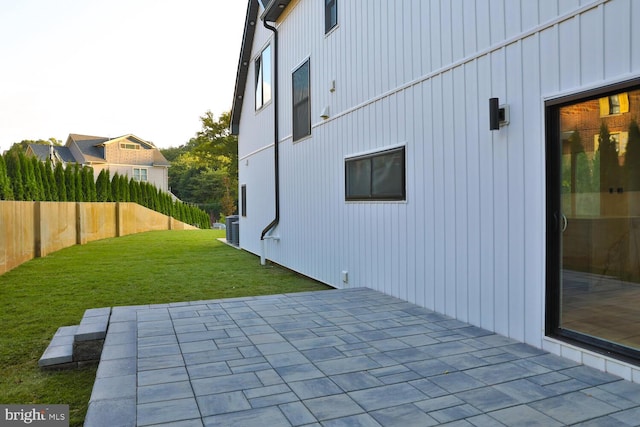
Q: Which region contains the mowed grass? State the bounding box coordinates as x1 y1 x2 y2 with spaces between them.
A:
0 229 331 426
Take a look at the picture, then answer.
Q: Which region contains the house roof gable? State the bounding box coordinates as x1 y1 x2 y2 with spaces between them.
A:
65 133 170 166
230 0 260 135
231 0 294 135
67 134 109 163
103 134 156 149
104 134 171 166
27 144 76 163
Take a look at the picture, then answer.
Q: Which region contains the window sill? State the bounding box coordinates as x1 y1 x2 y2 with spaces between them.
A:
324 23 339 38
255 100 273 115
345 200 407 205
292 134 312 144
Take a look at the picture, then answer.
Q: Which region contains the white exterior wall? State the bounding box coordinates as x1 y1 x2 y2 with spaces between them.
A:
239 17 277 254
238 0 640 366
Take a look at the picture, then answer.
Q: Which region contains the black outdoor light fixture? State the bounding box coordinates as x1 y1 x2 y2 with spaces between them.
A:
489 98 509 130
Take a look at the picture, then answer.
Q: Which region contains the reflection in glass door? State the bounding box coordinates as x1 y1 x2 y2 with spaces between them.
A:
552 84 640 358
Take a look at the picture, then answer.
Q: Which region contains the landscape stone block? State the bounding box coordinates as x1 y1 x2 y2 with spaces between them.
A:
38 326 78 367
75 318 109 341
38 344 74 367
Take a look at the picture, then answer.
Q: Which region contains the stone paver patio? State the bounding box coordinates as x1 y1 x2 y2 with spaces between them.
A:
84 288 640 426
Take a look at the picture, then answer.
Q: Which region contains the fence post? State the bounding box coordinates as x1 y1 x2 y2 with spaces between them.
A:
76 202 82 245
34 201 42 258
116 202 121 237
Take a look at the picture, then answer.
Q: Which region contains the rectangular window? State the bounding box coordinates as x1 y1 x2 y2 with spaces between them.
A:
325 0 337 33
609 95 621 114
241 185 247 217
292 59 311 141
345 147 406 201
255 45 272 110
120 143 140 150
133 168 148 182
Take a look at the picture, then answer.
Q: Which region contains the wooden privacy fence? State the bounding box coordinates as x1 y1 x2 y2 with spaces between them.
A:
0 201 196 275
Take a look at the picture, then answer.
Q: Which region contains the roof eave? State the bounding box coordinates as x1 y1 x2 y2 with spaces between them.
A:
261 0 291 22
230 0 260 136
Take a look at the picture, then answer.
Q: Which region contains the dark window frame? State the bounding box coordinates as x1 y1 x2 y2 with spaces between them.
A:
325 0 337 34
545 77 640 364
345 146 406 201
292 59 311 142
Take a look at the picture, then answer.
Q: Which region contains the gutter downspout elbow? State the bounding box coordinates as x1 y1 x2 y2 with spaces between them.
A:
260 19 279 264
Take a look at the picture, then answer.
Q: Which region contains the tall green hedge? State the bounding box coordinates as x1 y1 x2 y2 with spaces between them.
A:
0 151 209 228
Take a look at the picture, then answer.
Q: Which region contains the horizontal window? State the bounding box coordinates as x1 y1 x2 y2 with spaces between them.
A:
121 143 140 150
345 147 405 201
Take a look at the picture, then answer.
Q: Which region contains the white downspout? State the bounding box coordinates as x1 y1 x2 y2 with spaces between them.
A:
260 235 280 265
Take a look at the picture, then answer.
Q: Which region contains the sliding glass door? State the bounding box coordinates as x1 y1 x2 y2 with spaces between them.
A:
547 80 640 361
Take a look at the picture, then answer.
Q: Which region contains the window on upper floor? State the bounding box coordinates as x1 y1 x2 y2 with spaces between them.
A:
292 59 311 141
255 44 272 111
599 92 629 116
325 0 337 33
345 146 406 201
120 143 140 150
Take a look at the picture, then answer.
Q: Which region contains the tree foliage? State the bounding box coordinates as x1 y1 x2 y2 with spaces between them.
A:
0 154 13 200
162 111 238 222
625 119 640 191
7 138 62 157
598 122 621 192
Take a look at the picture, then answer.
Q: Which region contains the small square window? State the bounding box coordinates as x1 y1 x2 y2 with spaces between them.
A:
133 168 148 182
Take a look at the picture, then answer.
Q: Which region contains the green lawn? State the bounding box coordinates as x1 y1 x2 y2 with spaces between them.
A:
0 229 331 426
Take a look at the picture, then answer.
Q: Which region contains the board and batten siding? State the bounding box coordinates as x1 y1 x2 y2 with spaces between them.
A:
238 0 640 352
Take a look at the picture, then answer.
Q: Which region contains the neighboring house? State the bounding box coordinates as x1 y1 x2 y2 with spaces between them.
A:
231 0 640 381
27 134 170 192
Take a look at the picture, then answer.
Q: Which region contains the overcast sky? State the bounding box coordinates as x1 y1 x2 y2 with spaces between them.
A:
0 0 247 152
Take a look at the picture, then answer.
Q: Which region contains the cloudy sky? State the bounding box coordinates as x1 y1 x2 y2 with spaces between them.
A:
0 0 247 152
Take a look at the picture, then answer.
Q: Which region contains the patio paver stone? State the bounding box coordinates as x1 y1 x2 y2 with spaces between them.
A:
83 288 640 426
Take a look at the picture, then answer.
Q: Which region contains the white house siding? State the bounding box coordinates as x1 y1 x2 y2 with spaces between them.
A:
238 17 277 256
238 0 640 360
